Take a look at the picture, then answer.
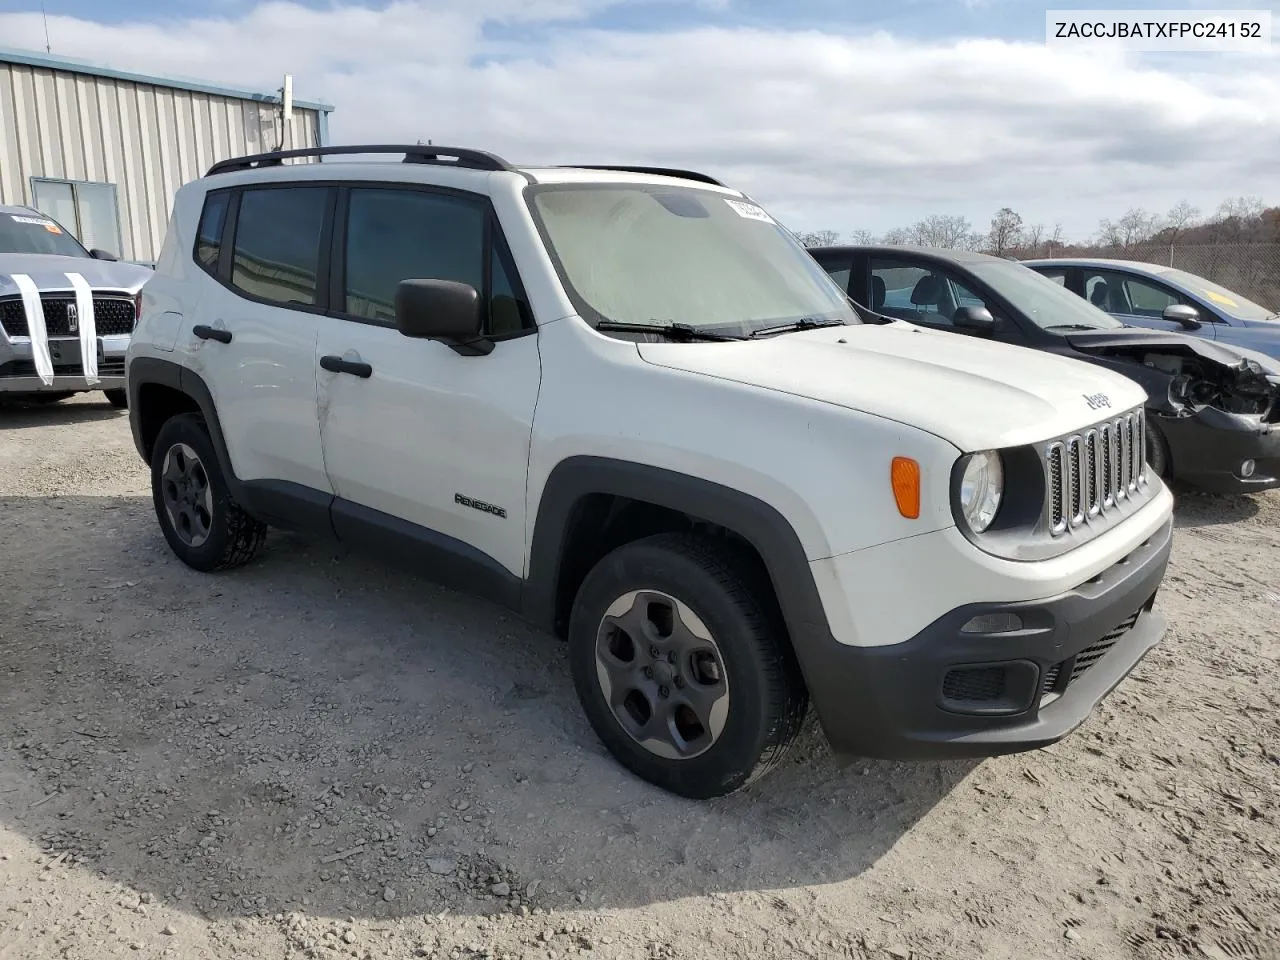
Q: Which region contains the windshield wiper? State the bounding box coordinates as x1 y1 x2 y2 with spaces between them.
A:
748 316 845 339
1045 323 1103 331
594 321 743 342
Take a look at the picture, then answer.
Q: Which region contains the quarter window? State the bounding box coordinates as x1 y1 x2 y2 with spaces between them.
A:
194 191 229 273
230 187 330 307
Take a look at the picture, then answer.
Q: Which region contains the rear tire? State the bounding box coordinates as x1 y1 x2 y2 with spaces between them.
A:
104 389 128 409
150 412 267 572
567 532 808 799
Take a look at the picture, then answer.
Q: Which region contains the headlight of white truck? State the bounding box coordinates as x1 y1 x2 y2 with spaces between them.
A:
958 451 1004 532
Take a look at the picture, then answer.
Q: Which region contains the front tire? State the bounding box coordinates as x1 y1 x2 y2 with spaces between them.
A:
1146 418 1170 479
104 389 128 409
568 533 808 799
150 412 267 572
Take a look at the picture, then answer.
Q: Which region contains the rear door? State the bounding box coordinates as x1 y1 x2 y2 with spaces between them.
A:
185 183 335 497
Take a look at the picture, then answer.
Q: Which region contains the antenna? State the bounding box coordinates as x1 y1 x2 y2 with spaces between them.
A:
281 74 293 123
41 1 52 52
275 74 293 152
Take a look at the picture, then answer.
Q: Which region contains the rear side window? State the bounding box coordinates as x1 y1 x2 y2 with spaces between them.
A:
231 187 330 307
194 191 229 272
344 188 486 323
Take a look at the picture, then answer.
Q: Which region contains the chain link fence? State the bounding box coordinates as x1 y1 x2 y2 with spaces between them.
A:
1026 242 1280 310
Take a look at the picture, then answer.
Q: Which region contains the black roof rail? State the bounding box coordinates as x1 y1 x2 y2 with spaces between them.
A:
206 144 512 177
561 165 725 187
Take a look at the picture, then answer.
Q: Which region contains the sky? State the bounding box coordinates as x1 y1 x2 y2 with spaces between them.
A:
0 0 1277 241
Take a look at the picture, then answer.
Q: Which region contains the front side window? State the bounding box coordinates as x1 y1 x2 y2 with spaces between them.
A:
528 185 857 337
869 258 987 327
230 186 330 307
344 188 486 324
1083 269 1184 318
969 261 1124 332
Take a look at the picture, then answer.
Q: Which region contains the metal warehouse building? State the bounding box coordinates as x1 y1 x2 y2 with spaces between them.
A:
0 47 333 264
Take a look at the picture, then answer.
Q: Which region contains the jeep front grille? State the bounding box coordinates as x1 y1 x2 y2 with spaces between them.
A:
1045 407 1148 536
0 296 137 339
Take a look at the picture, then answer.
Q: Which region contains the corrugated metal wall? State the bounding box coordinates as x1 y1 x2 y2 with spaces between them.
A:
0 60 322 262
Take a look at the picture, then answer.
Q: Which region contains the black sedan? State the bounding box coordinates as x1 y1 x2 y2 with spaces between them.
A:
810 245 1280 495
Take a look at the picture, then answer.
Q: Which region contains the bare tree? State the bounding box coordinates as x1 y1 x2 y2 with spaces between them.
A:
882 227 912 246
1215 195 1264 223
1156 200 1202 264
794 229 841 247
1023 222 1046 251
988 207 1024 256
1165 200 1200 240
1097 207 1161 251
910 214 982 250
846 229 878 244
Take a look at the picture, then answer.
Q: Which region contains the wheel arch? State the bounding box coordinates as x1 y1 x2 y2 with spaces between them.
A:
523 456 836 669
128 357 243 500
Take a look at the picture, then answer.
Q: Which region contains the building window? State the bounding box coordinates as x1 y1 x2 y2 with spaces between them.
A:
30 178 122 257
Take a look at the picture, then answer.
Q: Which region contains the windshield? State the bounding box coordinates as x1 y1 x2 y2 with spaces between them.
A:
0 211 90 258
969 261 1125 332
1158 267 1276 322
527 184 858 337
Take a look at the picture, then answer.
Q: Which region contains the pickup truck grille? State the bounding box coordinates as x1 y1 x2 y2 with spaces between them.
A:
1045 407 1148 536
0 296 137 339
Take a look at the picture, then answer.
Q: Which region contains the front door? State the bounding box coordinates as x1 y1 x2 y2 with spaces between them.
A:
1080 267 1216 338
315 184 541 581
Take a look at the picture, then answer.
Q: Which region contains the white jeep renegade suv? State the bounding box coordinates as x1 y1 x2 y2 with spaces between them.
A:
127 145 1175 799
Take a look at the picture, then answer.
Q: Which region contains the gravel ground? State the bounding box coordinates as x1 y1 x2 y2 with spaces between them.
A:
1 393 1278 960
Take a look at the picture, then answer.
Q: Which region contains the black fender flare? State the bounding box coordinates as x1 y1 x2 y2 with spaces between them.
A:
127 356 245 502
522 455 841 700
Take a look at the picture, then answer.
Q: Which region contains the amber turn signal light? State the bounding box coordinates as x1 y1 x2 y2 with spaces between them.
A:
891 457 921 519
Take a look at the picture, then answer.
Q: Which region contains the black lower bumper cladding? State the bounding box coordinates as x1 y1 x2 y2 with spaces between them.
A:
804 516 1174 761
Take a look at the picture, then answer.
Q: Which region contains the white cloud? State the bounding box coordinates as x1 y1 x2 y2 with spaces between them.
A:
2 1 1277 239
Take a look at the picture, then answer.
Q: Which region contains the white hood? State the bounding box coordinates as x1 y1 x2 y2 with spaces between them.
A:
636 321 1149 452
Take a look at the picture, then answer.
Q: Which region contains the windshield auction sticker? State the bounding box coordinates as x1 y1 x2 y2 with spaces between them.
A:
1046 9 1271 50
724 199 775 223
10 214 62 233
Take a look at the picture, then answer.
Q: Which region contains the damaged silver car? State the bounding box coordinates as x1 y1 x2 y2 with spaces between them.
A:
808 244 1280 495
1 203 151 408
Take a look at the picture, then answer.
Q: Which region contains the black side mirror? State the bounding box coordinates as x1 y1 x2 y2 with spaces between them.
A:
1163 304 1201 330
89 248 119 261
953 305 996 333
394 279 491 356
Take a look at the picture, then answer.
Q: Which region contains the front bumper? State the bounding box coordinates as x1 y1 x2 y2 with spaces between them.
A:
1161 408 1280 494
0 334 128 392
804 515 1173 760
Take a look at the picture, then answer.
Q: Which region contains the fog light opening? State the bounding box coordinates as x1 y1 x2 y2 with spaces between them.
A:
960 612 1025 634
1240 459 1256 478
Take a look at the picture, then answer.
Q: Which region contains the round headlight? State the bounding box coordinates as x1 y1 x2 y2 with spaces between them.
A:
959 451 1004 533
